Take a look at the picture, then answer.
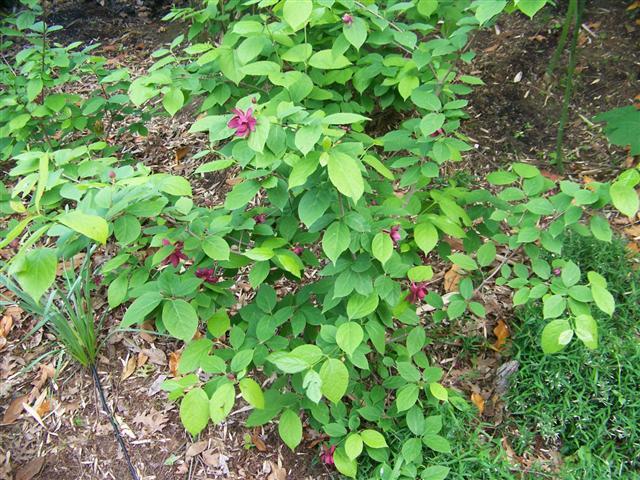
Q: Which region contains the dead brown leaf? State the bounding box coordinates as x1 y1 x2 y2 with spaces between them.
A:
471 392 485 415
132 408 168 434
0 315 14 337
15 456 46 480
444 265 464 292
136 352 149 368
252 430 267 452
169 351 180 377
174 146 190 163
267 461 287 480
491 320 510 351
121 356 137 381
186 440 208 458
624 225 640 238
1 395 27 425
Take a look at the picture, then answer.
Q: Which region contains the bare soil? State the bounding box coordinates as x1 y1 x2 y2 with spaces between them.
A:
1 1 638 479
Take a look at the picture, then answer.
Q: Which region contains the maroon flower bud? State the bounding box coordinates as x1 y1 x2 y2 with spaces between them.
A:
430 128 445 138
320 444 336 465
408 282 428 303
293 246 304 256
108 170 116 180
254 213 267 224
162 238 171 246
162 241 188 267
389 225 401 244
227 108 257 138
196 267 219 284
342 13 353 25
553 268 562 276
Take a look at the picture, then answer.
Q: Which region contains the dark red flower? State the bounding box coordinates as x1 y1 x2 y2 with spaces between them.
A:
228 108 257 138
389 225 401 244
342 13 353 25
108 170 116 180
408 282 428 303
162 240 188 267
292 245 304 256
430 128 445 138
254 213 267 224
320 444 336 465
196 267 219 284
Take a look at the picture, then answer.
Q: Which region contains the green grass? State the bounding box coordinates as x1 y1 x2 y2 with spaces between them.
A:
505 235 640 479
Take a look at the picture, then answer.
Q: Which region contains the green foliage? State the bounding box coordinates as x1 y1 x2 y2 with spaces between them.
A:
2 0 638 478
506 235 640 478
594 105 640 156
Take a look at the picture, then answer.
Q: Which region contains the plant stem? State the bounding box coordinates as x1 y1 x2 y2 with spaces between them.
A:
546 0 577 79
91 365 140 480
554 0 584 173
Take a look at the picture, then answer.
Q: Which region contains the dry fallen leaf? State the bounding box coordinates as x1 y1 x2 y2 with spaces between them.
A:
252 430 267 452
471 392 485 415
0 315 14 337
121 356 137 381
491 320 510 351
136 352 149 368
624 225 640 238
1 395 27 425
174 146 190 163
267 460 287 480
15 456 46 480
186 440 208 458
169 351 180 377
444 265 464 292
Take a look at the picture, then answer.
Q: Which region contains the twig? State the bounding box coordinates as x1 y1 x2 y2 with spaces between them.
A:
473 248 520 295
91 366 140 480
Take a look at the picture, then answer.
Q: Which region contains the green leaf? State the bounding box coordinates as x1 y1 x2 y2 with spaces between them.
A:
421 465 451 480
224 180 261 210
476 242 496 267
319 358 349 403
516 0 547 17
609 181 639 218
561 261 581 287
162 87 184 116
239 378 265 409
180 388 209 436
574 314 598 349
594 106 640 156
323 113 369 125
58 212 109 244
107 272 128 308
408 266 433 283
279 409 303 450
420 113 445 137
487 170 518 185
162 299 199 341
411 89 441 111
360 429 388 448
336 322 364 356
333 447 357 478
283 0 312 31
120 292 163 328
13 248 57 304
475 0 507 25
343 17 367 50
448 253 478 271
114 215 141 245
308 50 351 69
429 383 448 402
178 338 212 374
543 294 566 319
589 215 612 242
541 319 573 354
417 0 438 17
207 310 230 337
230 349 254 372
372 232 393 265
327 151 364 201
422 434 452 453
591 284 615 316
203 235 230 261
396 384 420 411
322 221 351 264
347 292 379 319
414 222 439 255
209 382 235 424
345 433 364 460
